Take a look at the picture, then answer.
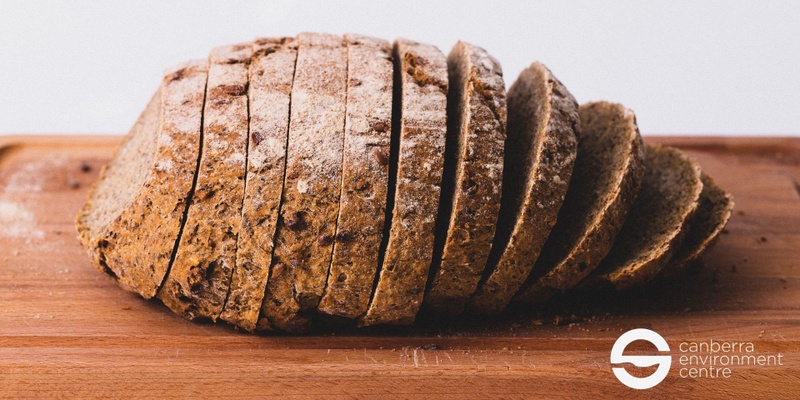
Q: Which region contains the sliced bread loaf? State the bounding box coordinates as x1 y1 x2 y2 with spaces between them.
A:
360 39 448 326
513 101 645 304
424 41 507 315
258 33 347 332
157 44 252 320
664 173 733 272
590 144 703 290
318 34 393 319
219 38 297 331
75 59 208 299
467 62 579 315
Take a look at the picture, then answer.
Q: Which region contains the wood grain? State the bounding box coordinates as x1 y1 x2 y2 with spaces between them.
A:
0 135 798 399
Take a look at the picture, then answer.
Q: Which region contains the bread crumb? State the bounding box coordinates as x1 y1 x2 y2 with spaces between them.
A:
67 179 80 189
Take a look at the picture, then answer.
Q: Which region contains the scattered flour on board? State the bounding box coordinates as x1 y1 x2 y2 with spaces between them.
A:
0 155 63 239
0 201 44 239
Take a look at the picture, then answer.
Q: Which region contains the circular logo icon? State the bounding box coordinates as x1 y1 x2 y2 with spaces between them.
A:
610 328 671 389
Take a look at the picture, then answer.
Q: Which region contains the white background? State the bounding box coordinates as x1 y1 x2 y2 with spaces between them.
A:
1 0 798 136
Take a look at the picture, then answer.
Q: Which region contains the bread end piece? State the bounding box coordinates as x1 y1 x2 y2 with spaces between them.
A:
663 172 734 273
76 60 208 300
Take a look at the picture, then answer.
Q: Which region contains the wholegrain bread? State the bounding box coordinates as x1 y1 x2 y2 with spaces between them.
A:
76 59 208 299
360 39 448 326
219 38 297 331
77 34 737 333
590 144 703 290
664 173 733 272
318 34 393 319
424 41 507 315
513 101 645 304
157 44 251 320
258 33 347 332
467 62 579 315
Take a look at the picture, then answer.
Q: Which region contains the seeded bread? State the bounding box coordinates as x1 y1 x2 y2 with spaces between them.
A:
157 44 252 320
77 34 737 332
360 39 448 326
218 38 297 331
664 173 733 272
76 59 208 299
424 41 507 315
258 33 347 332
513 101 645 304
591 144 703 290
467 62 579 315
317 34 393 319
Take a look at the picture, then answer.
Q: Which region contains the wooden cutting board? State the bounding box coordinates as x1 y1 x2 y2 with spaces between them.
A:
1 135 798 399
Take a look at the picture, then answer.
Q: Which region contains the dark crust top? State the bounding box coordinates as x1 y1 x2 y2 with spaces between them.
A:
468 62 579 315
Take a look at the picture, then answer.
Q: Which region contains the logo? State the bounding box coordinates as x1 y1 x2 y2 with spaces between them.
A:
610 328 672 389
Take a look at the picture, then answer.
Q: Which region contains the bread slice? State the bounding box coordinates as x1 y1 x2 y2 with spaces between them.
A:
157 44 252 320
317 34 393 319
591 144 703 290
360 39 448 326
75 59 208 299
219 38 297 331
664 173 733 272
423 41 506 315
467 62 579 315
513 101 645 304
258 33 347 332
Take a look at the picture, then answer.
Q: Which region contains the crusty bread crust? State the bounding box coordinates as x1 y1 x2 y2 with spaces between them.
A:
360 39 448 326
220 38 297 331
423 41 507 315
514 101 645 304
318 34 393 319
76 59 208 299
258 33 347 332
593 144 703 290
157 44 252 320
468 62 579 315
76 34 736 332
